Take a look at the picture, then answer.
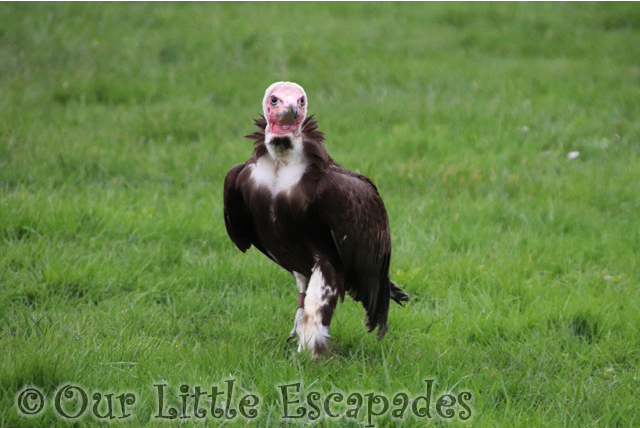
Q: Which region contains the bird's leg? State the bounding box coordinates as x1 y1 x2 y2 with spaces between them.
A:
286 292 305 341
287 272 308 341
297 260 339 358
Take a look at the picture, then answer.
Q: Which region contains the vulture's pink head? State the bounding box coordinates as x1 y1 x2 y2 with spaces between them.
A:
263 81 307 136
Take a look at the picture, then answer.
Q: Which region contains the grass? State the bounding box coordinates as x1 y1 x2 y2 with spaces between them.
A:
1 2 639 426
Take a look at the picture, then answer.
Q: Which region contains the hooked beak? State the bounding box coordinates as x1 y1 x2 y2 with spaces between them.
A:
281 104 299 122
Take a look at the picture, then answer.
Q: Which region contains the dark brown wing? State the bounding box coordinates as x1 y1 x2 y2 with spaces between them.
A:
223 163 259 253
314 166 397 337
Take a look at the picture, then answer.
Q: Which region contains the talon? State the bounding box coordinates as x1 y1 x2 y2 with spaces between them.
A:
287 307 304 343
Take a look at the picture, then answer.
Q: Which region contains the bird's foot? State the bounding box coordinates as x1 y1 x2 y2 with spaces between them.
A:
296 313 329 358
287 308 304 342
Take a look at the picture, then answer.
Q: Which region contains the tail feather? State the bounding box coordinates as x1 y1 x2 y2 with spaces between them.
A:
365 280 410 340
390 281 410 306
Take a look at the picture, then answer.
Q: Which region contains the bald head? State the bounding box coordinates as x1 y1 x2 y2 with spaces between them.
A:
263 81 308 136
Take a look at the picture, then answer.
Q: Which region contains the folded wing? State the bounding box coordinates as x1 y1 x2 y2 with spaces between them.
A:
223 163 260 253
314 165 395 337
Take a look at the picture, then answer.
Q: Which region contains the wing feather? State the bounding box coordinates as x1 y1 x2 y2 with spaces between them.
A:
223 163 259 253
314 166 393 336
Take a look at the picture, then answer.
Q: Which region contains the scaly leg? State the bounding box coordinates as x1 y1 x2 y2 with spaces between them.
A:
287 272 308 341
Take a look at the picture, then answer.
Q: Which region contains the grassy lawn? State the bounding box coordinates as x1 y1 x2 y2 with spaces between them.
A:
1 2 639 426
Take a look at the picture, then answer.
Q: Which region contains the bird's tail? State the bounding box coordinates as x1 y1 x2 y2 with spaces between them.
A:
390 281 410 306
368 280 410 340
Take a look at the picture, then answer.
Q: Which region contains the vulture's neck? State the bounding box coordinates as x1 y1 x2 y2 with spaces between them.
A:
264 129 306 167
245 115 328 171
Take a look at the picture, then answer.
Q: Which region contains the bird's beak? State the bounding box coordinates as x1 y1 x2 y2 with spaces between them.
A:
282 104 299 122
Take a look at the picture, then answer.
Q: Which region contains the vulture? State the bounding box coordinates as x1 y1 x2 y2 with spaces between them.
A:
223 81 408 357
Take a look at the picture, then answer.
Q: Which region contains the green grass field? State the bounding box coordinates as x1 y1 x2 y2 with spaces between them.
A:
1 3 639 426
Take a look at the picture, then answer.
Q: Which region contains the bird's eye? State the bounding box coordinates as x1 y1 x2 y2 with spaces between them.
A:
299 97 305 106
270 96 278 105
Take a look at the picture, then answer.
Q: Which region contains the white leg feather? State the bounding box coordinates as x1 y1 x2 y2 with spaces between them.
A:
296 265 331 357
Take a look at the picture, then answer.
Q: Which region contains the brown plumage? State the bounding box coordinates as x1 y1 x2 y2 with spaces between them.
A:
224 83 408 356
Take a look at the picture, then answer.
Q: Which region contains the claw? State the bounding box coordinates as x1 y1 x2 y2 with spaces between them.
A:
287 323 297 341
287 307 304 342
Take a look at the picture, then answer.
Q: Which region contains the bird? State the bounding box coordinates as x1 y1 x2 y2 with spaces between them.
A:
223 81 409 357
